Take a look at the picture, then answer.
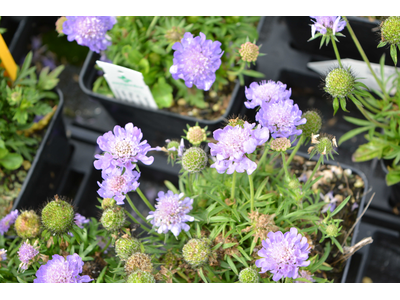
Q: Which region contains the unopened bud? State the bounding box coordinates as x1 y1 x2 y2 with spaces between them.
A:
181 147 207 173
41 196 74 235
15 210 41 239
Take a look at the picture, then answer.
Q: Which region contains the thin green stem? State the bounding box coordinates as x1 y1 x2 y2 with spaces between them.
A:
257 143 269 171
124 209 151 232
231 171 237 201
286 135 304 166
331 38 343 68
136 187 155 211
354 93 381 114
304 154 324 189
249 173 254 212
281 152 290 178
125 194 149 224
354 101 390 129
145 16 159 38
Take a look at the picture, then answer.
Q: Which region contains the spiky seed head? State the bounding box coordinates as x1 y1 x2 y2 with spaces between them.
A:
227 117 245 128
100 206 125 232
238 267 259 283
326 224 339 237
115 236 142 261
181 147 207 173
14 210 41 239
324 67 355 98
125 252 153 275
182 238 211 268
381 16 400 45
186 126 207 146
239 42 260 63
315 136 335 156
298 110 322 138
126 270 156 283
270 137 291 152
41 196 74 235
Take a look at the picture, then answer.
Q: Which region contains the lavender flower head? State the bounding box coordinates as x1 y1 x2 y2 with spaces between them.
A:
18 240 39 272
245 80 292 109
256 99 306 139
97 167 141 205
310 16 346 38
94 123 154 175
0 249 7 261
208 122 270 175
255 227 310 281
74 213 90 229
62 16 116 53
170 32 224 91
34 253 92 283
0 209 19 235
147 190 194 237
320 191 337 214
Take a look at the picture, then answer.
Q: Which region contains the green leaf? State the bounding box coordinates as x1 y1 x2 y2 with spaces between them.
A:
241 69 265 78
377 41 387 48
151 77 173 108
390 44 398 66
332 97 339 115
198 267 208 283
338 125 373 145
226 256 238 275
209 216 234 223
0 148 8 159
310 243 331 273
331 196 351 217
0 152 23 170
386 168 400 186
339 97 349 112
352 141 386 162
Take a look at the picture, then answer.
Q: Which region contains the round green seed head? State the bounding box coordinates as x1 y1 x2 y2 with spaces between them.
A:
125 252 153 275
298 110 322 138
315 137 334 156
288 178 300 190
324 67 355 98
181 147 207 173
186 126 207 146
115 236 142 261
126 270 156 283
15 210 41 239
238 267 259 283
326 224 339 237
381 16 400 45
182 238 211 268
270 137 291 152
41 198 74 234
100 206 125 232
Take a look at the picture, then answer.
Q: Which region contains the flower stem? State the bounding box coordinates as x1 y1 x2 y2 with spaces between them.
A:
125 194 149 224
136 187 155 211
249 173 255 212
257 143 269 171
281 152 290 178
330 37 343 68
146 16 159 38
231 171 237 201
286 135 304 166
304 154 324 190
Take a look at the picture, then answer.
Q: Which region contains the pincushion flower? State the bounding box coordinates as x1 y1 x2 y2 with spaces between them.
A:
310 16 346 38
147 190 194 237
0 209 19 235
18 240 39 272
244 80 292 109
94 123 154 175
34 253 92 283
170 32 224 91
62 16 116 53
255 227 310 281
256 99 306 139
74 213 90 228
209 122 269 175
97 167 141 205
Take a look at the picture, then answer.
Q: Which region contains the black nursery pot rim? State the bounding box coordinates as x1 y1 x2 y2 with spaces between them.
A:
294 151 369 283
11 88 64 211
79 50 241 126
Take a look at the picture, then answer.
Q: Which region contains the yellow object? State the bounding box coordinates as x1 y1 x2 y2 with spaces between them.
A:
0 33 17 81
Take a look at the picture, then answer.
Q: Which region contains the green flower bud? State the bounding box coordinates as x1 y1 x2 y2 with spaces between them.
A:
126 270 156 283
381 16 400 45
101 198 116 210
298 110 322 138
55 17 67 35
324 67 355 99
326 224 339 237
165 26 185 44
15 210 41 239
41 197 74 235
182 238 211 268
288 178 300 190
115 236 142 261
239 42 260 63
309 133 338 161
100 206 125 232
125 252 153 275
238 267 259 283
181 147 207 173
227 117 245 128
186 126 207 146
270 137 291 152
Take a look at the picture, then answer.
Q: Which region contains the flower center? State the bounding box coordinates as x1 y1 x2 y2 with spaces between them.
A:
184 49 210 77
272 241 296 267
157 199 183 225
109 176 126 193
221 128 248 156
114 140 138 161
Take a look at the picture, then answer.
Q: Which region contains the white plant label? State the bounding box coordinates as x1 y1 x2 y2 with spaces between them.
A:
308 58 397 95
96 61 158 109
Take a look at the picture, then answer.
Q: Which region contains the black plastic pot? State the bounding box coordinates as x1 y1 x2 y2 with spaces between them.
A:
11 88 72 211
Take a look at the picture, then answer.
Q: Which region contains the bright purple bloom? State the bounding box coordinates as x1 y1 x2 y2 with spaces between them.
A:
34 253 92 283
18 240 39 272
256 99 306 139
74 213 90 229
245 80 292 109
255 227 310 281
147 190 194 237
94 123 154 175
0 209 19 235
97 167 140 205
0 249 7 261
170 32 224 91
209 122 269 175
62 16 116 53
310 16 346 38
320 191 337 214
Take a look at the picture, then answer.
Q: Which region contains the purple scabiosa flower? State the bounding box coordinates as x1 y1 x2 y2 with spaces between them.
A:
34 253 92 283
244 80 292 109
320 191 337 214
147 190 194 237
170 32 224 91
209 122 270 175
94 123 154 175
0 209 19 235
256 99 306 139
351 202 359 212
18 240 40 272
62 16 116 53
74 213 90 229
0 249 7 261
255 227 310 281
97 167 140 205
310 16 346 38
